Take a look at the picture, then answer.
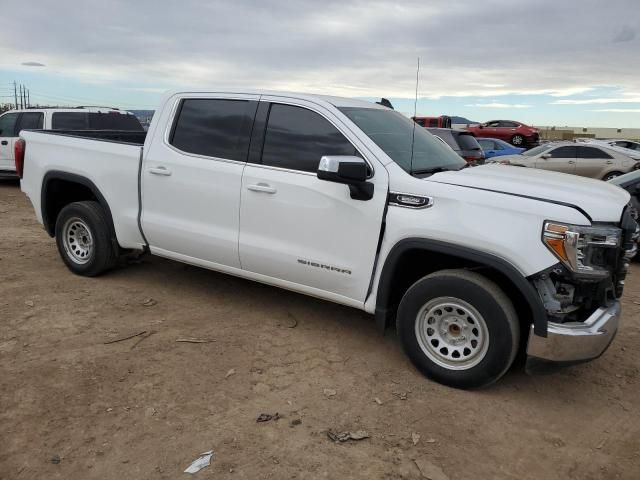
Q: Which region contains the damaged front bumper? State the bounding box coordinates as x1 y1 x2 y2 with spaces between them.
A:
526 301 620 373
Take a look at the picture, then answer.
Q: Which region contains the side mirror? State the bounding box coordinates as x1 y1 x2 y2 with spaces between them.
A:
478 125 484 129
541 153 551 159
317 156 373 200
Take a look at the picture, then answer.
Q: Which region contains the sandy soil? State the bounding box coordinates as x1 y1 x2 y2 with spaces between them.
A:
1 179 639 480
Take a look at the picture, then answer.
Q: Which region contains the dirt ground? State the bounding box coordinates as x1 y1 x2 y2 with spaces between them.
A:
1 179 639 480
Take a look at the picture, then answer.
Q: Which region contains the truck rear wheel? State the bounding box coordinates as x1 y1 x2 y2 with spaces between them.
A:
396 269 519 389
55 201 118 277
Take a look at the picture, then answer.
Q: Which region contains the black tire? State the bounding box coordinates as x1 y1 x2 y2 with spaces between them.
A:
396 269 520 389
602 171 623 181
510 134 524 146
54 201 118 277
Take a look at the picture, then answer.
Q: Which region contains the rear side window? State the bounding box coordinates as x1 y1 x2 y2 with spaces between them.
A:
52 112 88 130
549 146 576 158
16 112 44 131
576 146 613 159
478 139 495 150
455 133 481 150
170 99 256 161
499 121 519 128
261 104 358 173
0 113 19 137
88 113 143 131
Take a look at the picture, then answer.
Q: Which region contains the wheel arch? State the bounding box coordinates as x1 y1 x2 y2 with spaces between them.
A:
374 238 547 337
41 171 116 241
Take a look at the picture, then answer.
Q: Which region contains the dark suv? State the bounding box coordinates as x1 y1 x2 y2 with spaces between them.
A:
426 128 485 163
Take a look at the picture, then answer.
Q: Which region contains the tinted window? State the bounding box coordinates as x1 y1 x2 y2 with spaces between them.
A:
0 113 18 137
485 121 500 127
499 121 518 128
455 132 481 150
17 112 44 131
52 112 88 130
428 118 439 127
261 104 357 172
88 113 143 131
549 146 576 158
576 146 613 159
340 108 465 174
170 99 256 161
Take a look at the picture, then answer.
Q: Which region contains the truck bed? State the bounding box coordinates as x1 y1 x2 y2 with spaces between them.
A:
19 129 147 250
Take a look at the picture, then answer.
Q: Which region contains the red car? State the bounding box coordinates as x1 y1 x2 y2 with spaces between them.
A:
466 120 539 147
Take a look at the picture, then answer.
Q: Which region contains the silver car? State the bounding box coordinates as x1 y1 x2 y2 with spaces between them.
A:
499 142 638 180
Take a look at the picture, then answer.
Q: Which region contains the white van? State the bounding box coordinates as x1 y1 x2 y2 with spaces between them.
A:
0 107 143 176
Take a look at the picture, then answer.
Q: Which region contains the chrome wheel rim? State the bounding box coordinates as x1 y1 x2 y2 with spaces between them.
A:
512 136 523 145
62 217 94 265
415 297 489 370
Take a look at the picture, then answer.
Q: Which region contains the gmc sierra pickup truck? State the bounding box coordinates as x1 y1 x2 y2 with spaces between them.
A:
16 90 639 388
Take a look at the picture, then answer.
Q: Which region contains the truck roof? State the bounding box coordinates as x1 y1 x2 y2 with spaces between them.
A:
160 89 387 110
2 107 135 115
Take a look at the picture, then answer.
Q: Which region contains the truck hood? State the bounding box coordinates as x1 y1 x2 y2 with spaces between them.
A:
430 164 630 222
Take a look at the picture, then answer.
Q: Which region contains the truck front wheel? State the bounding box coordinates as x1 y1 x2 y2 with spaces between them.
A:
396 269 519 389
54 201 118 277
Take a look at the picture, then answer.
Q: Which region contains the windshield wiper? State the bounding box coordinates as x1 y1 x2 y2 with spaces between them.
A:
412 166 460 175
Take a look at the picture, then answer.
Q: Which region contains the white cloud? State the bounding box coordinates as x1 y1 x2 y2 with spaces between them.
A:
465 103 531 108
552 97 640 105
591 108 640 113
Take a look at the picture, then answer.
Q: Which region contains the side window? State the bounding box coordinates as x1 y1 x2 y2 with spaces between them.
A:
479 139 494 150
52 112 89 130
0 113 19 137
485 121 500 127
428 118 439 127
576 146 613 159
16 112 44 132
170 99 256 161
499 121 518 128
261 104 358 173
549 146 576 158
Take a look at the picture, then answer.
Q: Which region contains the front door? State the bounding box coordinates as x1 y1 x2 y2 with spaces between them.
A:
535 145 576 175
141 94 258 268
239 99 388 305
0 112 19 171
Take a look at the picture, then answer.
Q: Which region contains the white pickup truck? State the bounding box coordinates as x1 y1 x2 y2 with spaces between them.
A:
16 90 639 388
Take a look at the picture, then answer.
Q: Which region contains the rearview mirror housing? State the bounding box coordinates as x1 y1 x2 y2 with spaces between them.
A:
318 156 368 184
317 156 373 200
541 153 551 159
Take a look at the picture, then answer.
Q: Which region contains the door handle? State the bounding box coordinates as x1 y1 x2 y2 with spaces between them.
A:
568 160 575 164
149 166 172 176
247 183 277 194
605 161 613 165
0 141 7 146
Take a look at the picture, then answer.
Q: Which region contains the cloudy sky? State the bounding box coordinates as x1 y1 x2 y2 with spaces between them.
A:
1 0 639 126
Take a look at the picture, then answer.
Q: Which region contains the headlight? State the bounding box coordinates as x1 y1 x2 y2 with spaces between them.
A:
542 221 622 277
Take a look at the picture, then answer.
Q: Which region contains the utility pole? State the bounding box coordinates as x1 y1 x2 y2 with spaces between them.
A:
27 89 30 108
19 84 23 109
23 86 27 109
13 81 18 110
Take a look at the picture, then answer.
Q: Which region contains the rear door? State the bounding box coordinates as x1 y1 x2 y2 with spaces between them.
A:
141 94 258 268
239 98 388 305
535 145 576 174
0 112 19 171
574 146 615 179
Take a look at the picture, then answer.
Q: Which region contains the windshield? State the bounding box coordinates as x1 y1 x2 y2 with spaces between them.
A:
522 144 553 156
339 107 465 174
609 168 640 186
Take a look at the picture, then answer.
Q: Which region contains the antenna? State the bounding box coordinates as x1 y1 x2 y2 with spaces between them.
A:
409 57 420 173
